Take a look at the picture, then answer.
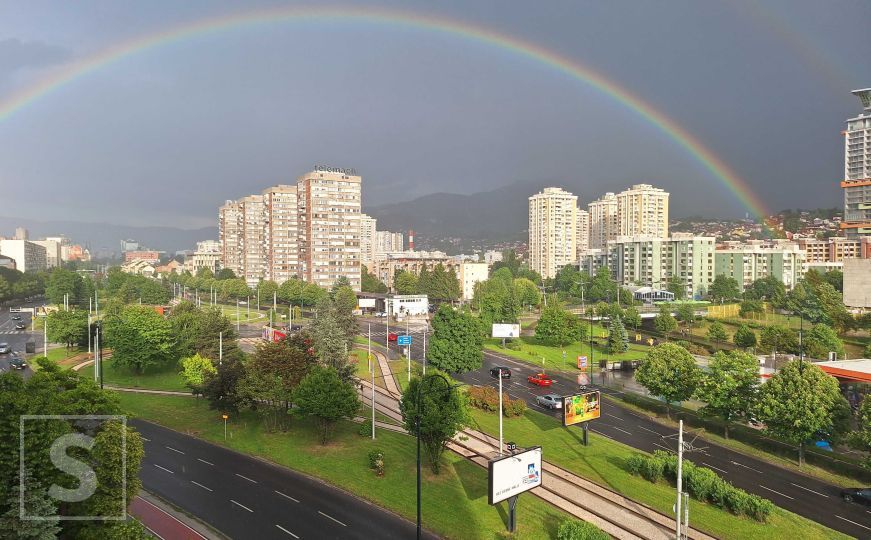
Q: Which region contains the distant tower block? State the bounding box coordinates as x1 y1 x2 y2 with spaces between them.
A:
408 229 415 251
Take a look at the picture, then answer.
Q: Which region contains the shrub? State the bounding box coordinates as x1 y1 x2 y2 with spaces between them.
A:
744 494 774 522
503 396 527 417
556 519 609 540
626 454 646 476
505 339 522 350
358 419 372 437
685 466 720 502
367 449 385 476
708 476 731 508
640 456 664 482
723 486 750 515
466 386 526 417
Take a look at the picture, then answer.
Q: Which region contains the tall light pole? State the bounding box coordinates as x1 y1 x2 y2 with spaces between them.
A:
498 367 504 456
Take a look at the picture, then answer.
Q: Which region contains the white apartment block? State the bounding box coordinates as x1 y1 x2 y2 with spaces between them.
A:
31 239 62 268
483 250 503 265
360 214 377 269
376 231 404 253
458 262 488 301
576 208 590 260
241 194 269 287
842 89 871 239
186 240 222 275
219 199 244 278
263 184 300 283
0 239 47 272
588 192 618 250
528 187 578 279
617 183 669 238
714 243 805 291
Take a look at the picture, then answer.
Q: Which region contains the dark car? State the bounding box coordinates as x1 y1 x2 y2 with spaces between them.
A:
0 343 10 354
14 323 26 330
489 366 511 379
841 487 871 505
9 356 26 370
10 315 21 320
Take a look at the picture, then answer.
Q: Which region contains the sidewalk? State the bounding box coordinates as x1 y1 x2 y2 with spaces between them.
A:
130 491 225 540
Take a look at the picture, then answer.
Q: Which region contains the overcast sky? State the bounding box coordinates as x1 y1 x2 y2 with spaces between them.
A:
0 0 869 228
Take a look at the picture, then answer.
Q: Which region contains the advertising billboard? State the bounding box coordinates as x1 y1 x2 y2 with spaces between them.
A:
563 391 601 426
358 298 376 308
488 447 542 504
492 323 521 338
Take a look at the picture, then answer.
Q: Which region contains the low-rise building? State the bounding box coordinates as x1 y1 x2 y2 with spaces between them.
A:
124 250 160 264
185 240 222 275
714 242 805 291
844 258 871 309
0 239 47 272
0 255 16 270
120 259 156 277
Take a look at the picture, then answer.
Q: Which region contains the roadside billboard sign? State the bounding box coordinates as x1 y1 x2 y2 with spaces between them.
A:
563 391 601 426
492 324 520 338
577 355 587 369
358 298 376 308
488 447 542 504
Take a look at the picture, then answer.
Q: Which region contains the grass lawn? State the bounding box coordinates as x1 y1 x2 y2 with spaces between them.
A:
117 393 573 540
469 409 849 540
78 358 187 392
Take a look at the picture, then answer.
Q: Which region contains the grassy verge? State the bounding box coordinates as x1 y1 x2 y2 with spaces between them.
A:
469 408 849 540
117 393 573 539
79 358 186 392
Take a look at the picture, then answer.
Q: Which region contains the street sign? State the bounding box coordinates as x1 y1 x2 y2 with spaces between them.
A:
397 335 412 346
577 373 589 386
635 333 642 342
578 355 587 369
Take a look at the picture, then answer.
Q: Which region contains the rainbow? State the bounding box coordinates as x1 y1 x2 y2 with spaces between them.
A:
0 5 769 218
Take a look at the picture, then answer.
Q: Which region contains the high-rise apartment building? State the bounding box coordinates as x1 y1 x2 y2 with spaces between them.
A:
32 239 63 268
842 89 871 239
263 185 299 283
375 231 404 254
588 192 618 250
617 184 669 238
297 169 362 291
241 194 268 286
576 208 590 260
528 187 578 279
219 199 244 278
360 214 377 269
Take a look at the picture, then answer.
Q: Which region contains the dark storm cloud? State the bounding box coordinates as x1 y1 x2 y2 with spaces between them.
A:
0 38 70 79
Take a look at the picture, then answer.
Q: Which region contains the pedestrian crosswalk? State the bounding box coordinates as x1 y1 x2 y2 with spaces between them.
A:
0 330 30 335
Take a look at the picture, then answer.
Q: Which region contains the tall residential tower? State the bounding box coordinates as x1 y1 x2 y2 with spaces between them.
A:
842 89 871 239
528 187 578 279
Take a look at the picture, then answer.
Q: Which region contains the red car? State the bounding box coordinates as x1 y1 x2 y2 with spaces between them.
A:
527 373 553 387
387 332 398 342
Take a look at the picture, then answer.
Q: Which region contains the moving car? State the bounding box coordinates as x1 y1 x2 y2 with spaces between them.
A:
10 315 21 320
527 373 553 387
14 323 26 330
387 332 398 342
536 394 563 409
9 356 26 370
841 487 871 505
375 312 387 318
489 366 511 379
0 343 10 354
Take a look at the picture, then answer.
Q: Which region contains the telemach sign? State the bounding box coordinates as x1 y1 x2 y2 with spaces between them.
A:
313 165 358 175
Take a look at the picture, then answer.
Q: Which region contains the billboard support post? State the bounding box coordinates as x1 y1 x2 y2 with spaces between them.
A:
508 495 518 532
582 422 589 446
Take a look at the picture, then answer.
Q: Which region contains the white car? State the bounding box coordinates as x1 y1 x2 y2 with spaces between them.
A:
375 312 387 317
536 394 563 410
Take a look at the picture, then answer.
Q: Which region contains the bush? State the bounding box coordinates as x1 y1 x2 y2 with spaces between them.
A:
358 419 372 436
466 386 526 417
685 466 720 502
744 494 775 522
367 449 385 476
640 455 665 482
503 396 527 417
625 454 646 476
723 487 750 515
504 339 522 351
556 519 609 540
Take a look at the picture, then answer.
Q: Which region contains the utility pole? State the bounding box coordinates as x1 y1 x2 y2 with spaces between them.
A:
219 331 223 366
407 316 411 382
369 323 375 440
43 307 48 357
422 327 427 375
498 367 504 456
88 297 92 357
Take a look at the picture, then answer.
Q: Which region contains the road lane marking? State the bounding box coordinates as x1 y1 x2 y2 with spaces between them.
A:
759 485 794 500
154 464 174 474
197 458 214 466
275 490 299 503
611 426 632 436
231 500 254 512
835 515 871 531
318 511 346 526
191 481 212 492
730 460 763 474
165 446 185 455
701 462 728 474
789 483 828 497
637 425 664 436
653 443 672 452
602 413 624 421
275 524 300 538
235 473 258 483
589 429 613 440
141 437 150 442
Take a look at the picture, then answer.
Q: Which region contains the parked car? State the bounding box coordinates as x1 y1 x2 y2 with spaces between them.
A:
9 356 26 370
0 343 10 354
841 487 871 505
536 394 563 409
489 366 511 379
14 323 26 330
375 312 387 318
527 373 553 387
387 332 398 342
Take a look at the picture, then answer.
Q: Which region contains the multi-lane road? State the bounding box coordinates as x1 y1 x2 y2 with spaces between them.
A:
0 302 41 377
362 318 871 539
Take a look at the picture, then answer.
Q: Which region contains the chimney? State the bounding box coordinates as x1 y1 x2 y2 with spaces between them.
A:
408 229 415 251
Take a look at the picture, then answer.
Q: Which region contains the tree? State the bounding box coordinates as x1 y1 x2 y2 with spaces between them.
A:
623 306 642 331
822 269 843 293
636 343 701 418
394 271 419 295
490 250 521 277
103 306 174 373
739 299 764 318
400 372 468 473
803 324 844 360
513 278 541 308
216 268 236 280
46 309 88 349
425 264 461 302
675 303 696 328
310 299 354 381
301 283 328 306
361 266 388 293
695 351 759 438
203 357 247 413
849 396 871 470
180 354 217 397
0 276 10 302
733 324 757 348
333 285 358 314
294 366 359 444
708 275 741 302
536 303 583 347
45 267 84 306
756 360 847 465
744 275 786 306
256 280 279 305
278 278 305 304
653 305 677 337
666 275 686 300
195 267 214 279
607 315 629 355
427 305 483 373
758 325 798 355
706 321 728 344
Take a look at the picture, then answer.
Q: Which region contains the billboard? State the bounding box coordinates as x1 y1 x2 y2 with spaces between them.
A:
563 391 601 426
488 447 542 504
358 298 376 308
492 324 521 338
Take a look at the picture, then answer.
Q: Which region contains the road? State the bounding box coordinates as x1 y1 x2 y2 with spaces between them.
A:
133 419 432 540
0 302 41 378
361 318 871 539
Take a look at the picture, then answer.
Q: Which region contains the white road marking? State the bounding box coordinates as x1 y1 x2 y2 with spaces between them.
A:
611 426 632 436
275 490 300 503
589 428 613 440
141 437 150 442
789 483 828 497
637 425 664 436
191 480 212 492
165 446 185 455
154 464 174 474
759 485 794 500
653 443 672 452
730 460 763 474
235 473 258 484
701 462 728 474
602 413 624 421
197 458 214 466
835 515 871 531
275 524 300 538
318 511 346 526
231 500 254 512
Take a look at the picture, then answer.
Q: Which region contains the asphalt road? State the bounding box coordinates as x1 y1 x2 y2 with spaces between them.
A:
361 318 871 539
132 419 433 540
0 302 41 378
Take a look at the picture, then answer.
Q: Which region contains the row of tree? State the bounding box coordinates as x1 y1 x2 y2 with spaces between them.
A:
0 267 45 303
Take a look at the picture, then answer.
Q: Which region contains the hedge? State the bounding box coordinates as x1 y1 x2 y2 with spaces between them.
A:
556 519 609 540
466 385 527 417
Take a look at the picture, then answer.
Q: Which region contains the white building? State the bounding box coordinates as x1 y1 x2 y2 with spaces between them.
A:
483 250 503 265
262 184 300 284
360 214 377 269
842 89 871 239
528 187 578 279
458 262 488 301
576 208 590 259
714 242 805 291
186 240 223 275
0 239 46 272
588 192 619 250
616 183 669 238
375 230 404 254
31 239 63 268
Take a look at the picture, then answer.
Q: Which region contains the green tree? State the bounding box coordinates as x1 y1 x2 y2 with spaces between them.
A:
394 271 419 295
301 283 328 306
739 299 764 318
490 250 521 277
427 305 483 373
695 351 759 438
849 396 871 470
535 302 583 347
195 267 214 279
803 324 844 360
675 303 696 328
294 366 359 444
733 324 757 348
399 371 468 473
636 343 701 418
744 275 786 306
46 309 88 349
758 325 798 355
311 299 354 381
180 353 217 397
256 280 279 305
653 304 677 337
426 264 461 302
708 275 741 302
361 266 388 293
822 269 843 293
216 268 236 280
666 275 686 300
278 278 305 304
103 305 174 373
756 360 848 465
513 278 541 308
607 315 629 355
203 356 247 413
333 285 358 314
706 321 728 344
45 267 84 306
622 306 642 331
0 276 10 302
0 472 61 539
